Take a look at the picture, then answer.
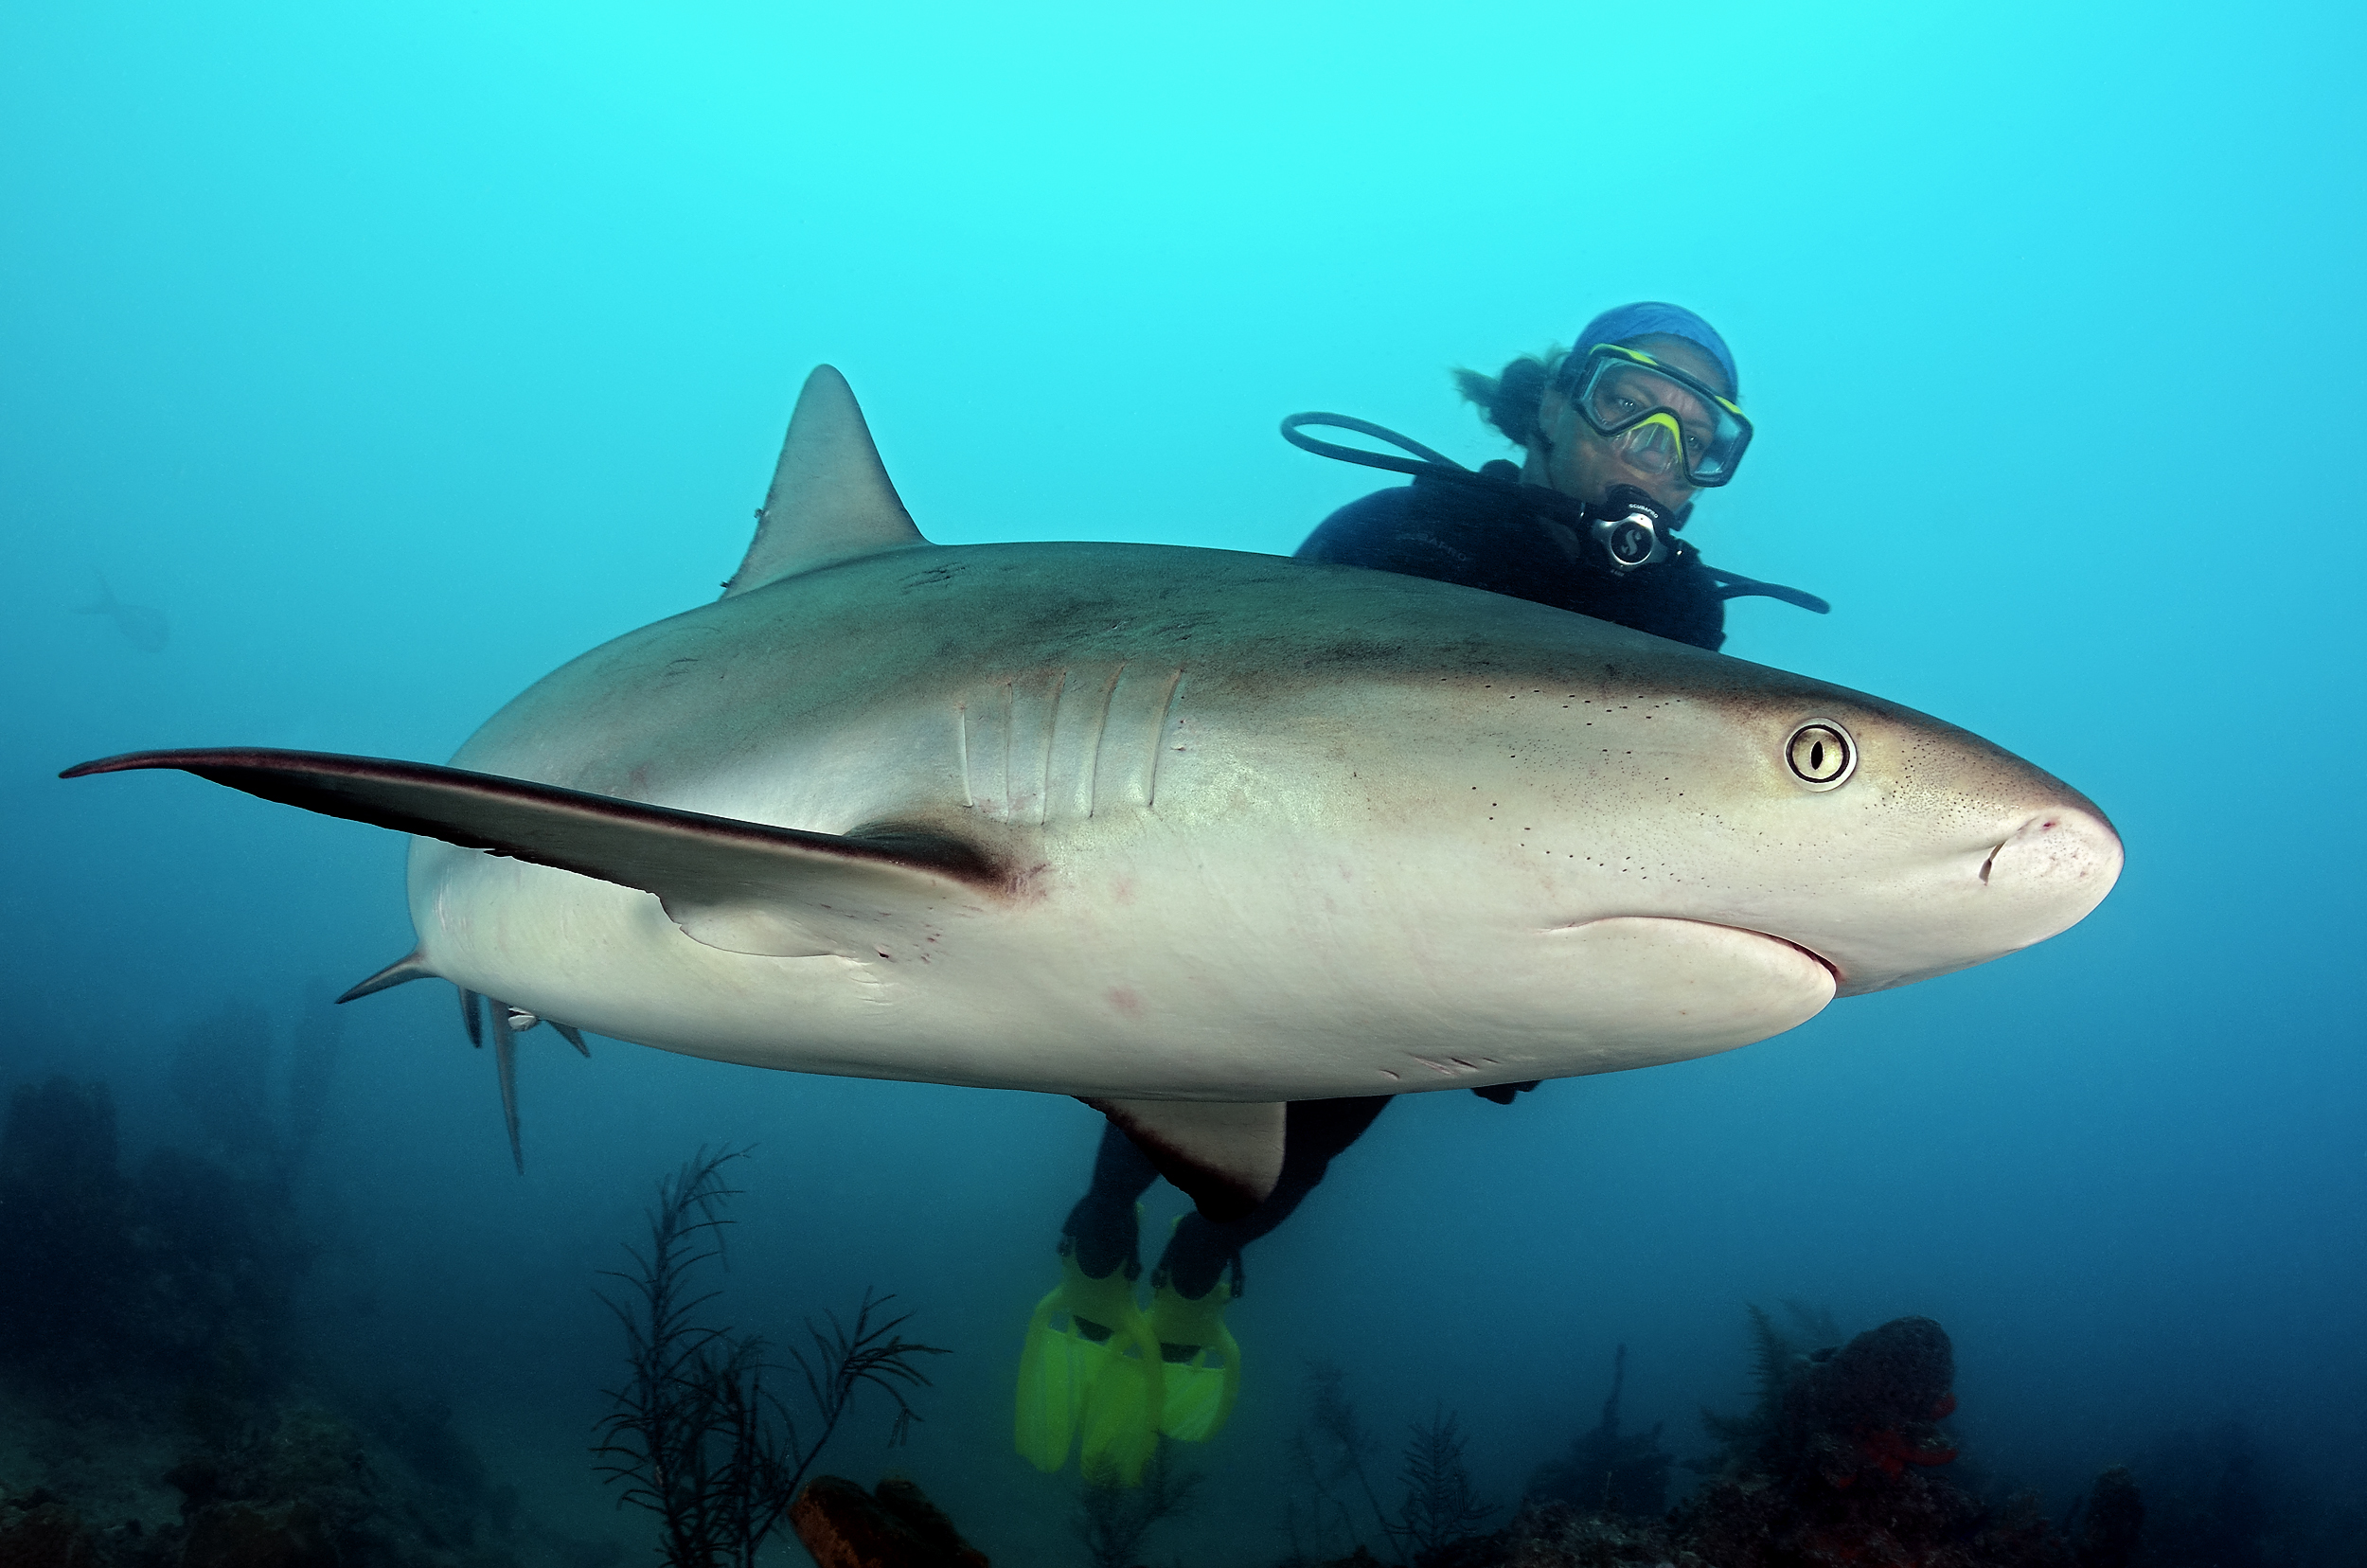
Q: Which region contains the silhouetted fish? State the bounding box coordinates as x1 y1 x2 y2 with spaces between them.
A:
77 573 169 652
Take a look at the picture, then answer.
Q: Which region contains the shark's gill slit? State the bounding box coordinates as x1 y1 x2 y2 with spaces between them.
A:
1081 664 1123 818
997 678 1015 816
1147 668 1185 808
1037 668 1066 826
955 702 973 808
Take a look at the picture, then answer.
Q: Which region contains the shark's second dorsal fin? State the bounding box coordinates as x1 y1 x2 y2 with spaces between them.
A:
723 365 928 597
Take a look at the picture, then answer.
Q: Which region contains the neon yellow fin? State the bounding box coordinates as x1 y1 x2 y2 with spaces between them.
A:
1014 1252 1165 1485
1149 1277 1241 1443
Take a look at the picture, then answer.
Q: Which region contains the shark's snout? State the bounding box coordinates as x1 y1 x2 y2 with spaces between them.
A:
1807 790 2124 998
1983 807 2123 900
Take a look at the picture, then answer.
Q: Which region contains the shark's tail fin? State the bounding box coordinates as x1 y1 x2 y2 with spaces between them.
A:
75 570 117 615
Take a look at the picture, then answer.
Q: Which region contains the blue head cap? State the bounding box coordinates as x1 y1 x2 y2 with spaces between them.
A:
1573 301 1737 396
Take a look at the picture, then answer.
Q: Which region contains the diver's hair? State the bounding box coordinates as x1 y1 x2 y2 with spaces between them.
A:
1452 347 1566 448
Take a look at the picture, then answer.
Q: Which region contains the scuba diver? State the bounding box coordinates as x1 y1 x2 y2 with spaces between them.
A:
1015 302 1826 1487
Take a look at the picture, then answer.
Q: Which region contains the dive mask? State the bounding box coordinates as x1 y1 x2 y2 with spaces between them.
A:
1557 344 1753 488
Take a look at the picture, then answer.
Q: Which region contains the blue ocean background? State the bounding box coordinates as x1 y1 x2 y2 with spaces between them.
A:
3 1 2361 1559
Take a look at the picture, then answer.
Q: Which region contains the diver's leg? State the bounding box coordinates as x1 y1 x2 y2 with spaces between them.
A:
1155 1095 1393 1298
1135 1096 1393 1445
1061 1121 1161 1281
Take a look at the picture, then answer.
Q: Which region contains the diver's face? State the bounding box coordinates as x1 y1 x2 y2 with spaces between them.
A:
1527 334 1734 513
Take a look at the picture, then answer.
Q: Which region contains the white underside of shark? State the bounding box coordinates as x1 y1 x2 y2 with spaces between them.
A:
68 366 2122 1214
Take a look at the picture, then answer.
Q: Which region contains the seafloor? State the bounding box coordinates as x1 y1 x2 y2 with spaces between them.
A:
1 1068 2350 1568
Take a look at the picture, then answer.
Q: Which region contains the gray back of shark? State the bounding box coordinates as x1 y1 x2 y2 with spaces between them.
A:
66 366 2121 1214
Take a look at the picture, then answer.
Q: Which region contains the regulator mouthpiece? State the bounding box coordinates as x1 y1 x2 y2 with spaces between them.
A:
1588 485 1671 574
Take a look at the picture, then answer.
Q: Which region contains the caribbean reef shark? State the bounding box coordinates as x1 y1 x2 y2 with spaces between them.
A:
66 367 2121 1216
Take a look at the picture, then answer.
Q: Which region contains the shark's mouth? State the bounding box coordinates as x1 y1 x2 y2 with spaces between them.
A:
1556 915 1842 984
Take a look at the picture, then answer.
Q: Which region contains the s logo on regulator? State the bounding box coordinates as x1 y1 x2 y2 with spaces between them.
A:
1785 719 1857 791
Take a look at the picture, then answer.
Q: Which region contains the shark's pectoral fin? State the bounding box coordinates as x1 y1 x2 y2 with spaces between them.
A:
1084 1097 1288 1223
62 749 1004 959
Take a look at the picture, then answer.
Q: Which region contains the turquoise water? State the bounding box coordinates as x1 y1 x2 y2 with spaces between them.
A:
3 2 2360 1560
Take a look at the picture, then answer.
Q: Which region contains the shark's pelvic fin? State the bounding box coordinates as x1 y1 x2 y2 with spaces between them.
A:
722 365 928 598
489 999 525 1174
338 951 436 1004
1083 1097 1288 1223
63 748 1003 958
458 1000 583 1171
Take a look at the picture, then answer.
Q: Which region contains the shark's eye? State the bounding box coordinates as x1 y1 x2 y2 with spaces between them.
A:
1785 721 1857 791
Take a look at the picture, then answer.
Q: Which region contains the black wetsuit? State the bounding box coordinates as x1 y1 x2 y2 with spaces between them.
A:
1065 464 1736 1301
1296 461 1729 651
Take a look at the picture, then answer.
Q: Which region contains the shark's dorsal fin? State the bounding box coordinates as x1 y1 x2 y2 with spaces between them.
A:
723 365 927 597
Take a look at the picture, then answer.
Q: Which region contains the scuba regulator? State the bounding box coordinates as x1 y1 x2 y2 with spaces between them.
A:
1585 484 1672 574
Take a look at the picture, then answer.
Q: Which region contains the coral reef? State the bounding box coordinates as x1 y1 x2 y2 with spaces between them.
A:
0 1399 528 1568
1279 1361 1398 1563
161 1404 518 1568
2069 1465 2144 1568
2125 1422 2267 1568
1599 1313 2117 1568
0 1003 333 1395
0 1079 135 1379
0 1071 309 1399
593 1149 946 1568
1390 1407 1497 1558
1527 1347 1670 1520
1296 1312 2160 1568
1073 1439 1200 1568
0 1013 538 1568
14 1009 2351 1568
0 1488 102 1568
1277 1364 1499 1568
788 1475 988 1568
1719 1310 1961 1491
